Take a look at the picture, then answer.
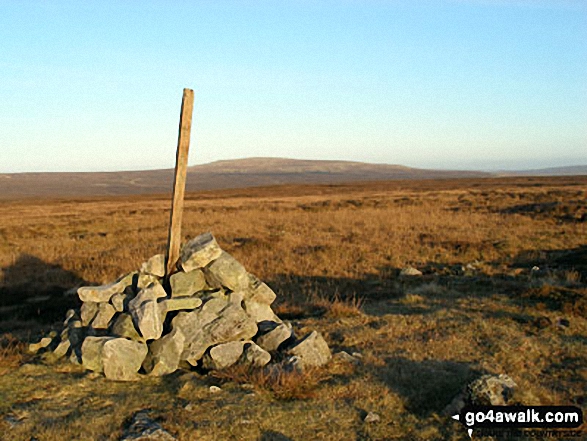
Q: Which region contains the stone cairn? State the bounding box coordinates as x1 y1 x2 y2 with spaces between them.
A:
30 233 331 381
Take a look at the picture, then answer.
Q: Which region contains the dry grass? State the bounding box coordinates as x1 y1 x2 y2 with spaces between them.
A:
0 176 586 440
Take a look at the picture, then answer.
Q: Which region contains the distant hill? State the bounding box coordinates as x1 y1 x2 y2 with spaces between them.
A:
0 157 584 199
497 165 587 177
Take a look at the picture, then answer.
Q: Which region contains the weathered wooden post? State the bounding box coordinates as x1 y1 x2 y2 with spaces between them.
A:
165 88 194 277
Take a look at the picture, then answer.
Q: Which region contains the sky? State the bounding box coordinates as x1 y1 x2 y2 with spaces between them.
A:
0 0 586 173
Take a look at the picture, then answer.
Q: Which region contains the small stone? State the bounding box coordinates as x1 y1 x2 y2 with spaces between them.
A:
80 302 99 326
28 337 53 354
170 269 207 297
400 266 422 277
110 313 144 342
255 322 293 352
140 254 166 278
81 336 115 373
90 302 117 329
364 412 380 423
203 251 250 291
333 351 360 364
121 410 177 441
202 341 247 370
243 301 280 323
245 275 277 305
209 385 222 394
129 282 168 340
468 374 517 406
136 273 160 290
181 232 223 272
63 309 77 326
242 342 271 367
102 338 148 381
52 339 71 358
159 296 203 313
78 272 136 303
143 328 185 376
110 293 128 312
286 331 331 368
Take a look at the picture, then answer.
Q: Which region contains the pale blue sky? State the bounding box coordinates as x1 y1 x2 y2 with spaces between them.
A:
1 0 585 172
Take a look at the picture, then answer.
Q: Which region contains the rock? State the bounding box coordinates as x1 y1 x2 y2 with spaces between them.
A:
80 301 99 326
81 336 115 373
243 300 280 323
90 302 117 329
286 331 331 368
245 275 277 305
52 338 71 358
28 337 54 354
255 322 293 352
63 309 77 326
140 254 166 278
129 282 168 340
242 342 271 367
78 272 136 303
333 351 361 365
209 385 222 393
364 412 380 423
179 302 258 365
169 270 207 297
468 374 517 406
110 313 144 342
203 251 250 291
102 338 147 381
202 341 247 370
137 273 160 290
400 266 422 277
111 293 129 312
121 410 177 441
180 232 222 272
143 328 185 376
159 296 203 313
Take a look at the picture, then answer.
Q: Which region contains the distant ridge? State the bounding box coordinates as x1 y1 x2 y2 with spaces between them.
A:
0 157 584 199
496 165 587 177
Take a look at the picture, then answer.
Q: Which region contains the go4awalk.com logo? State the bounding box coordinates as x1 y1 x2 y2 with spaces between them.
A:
452 405 583 438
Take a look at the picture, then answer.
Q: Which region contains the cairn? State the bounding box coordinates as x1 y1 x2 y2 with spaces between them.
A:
30 233 331 381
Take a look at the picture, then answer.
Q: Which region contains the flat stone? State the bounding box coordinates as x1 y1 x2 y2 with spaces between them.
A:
159 296 203 313
180 232 223 272
90 302 117 329
364 412 381 423
140 254 166 278
243 301 280 323
255 322 293 352
52 338 71 358
81 336 115 373
245 275 277 305
202 341 247 370
333 351 361 365
80 301 99 326
121 410 177 441
102 338 147 381
78 272 136 303
110 293 128 312
28 337 54 354
286 331 331 368
110 313 144 342
241 342 271 367
170 270 207 297
400 266 422 277
143 328 185 376
203 251 250 291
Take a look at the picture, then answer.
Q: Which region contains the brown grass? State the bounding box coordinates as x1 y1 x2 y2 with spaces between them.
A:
0 176 586 440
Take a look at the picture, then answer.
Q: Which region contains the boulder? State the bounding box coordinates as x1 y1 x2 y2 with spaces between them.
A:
143 328 185 376
255 322 293 352
286 331 331 368
129 282 168 340
102 338 148 381
78 272 136 303
203 252 250 291
180 232 222 272
81 336 115 373
202 341 247 370
245 275 277 305
110 313 144 342
140 254 166 278
169 269 207 297
241 342 271 367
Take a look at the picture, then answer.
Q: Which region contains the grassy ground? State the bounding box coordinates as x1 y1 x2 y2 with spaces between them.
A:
0 176 585 440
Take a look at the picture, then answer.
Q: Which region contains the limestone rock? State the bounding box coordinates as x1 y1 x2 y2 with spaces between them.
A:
202 341 247 370
129 282 168 340
121 410 177 441
203 251 249 291
286 331 331 368
90 302 116 329
80 301 99 326
102 338 147 381
245 275 277 305
143 328 185 376
140 254 165 278
28 337 54 354
136 273 160 291
78 272 136 303
169 270 207 297
255 322 293 352
111 293 129 312
468 374 517 406
159 296 203 313
242 342 271 367
243 300 280 323
364 412 381 423
81 336 115 373
110 313 144 342
180 232 222 272
400 266 423 277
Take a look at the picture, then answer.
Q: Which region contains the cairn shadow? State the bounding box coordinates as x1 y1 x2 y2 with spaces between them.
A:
0 254 87 326
374 356 479 417
259 431 293 441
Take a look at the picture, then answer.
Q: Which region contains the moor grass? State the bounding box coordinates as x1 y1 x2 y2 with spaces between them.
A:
0 176 585 440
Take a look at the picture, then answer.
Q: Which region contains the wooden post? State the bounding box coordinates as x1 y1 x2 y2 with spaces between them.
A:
165 88 194 277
